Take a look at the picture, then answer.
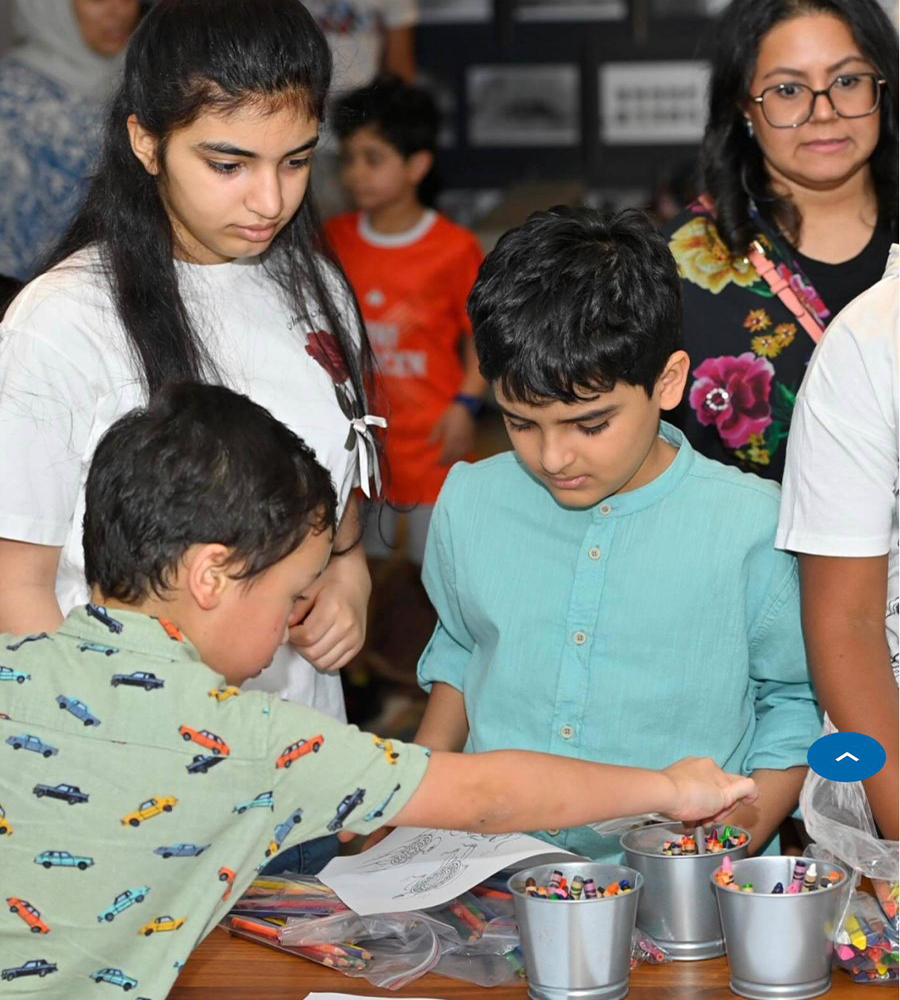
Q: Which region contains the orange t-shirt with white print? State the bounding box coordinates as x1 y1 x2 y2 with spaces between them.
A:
326 210 483 506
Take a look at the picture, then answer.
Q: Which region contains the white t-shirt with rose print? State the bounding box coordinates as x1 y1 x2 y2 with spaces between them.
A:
0 248 372 720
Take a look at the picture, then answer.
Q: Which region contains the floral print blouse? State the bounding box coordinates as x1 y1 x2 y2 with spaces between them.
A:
665 200 893 481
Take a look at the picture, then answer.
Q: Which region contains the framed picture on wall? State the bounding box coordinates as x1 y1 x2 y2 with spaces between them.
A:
599 61 710 144
515 0 627 20
419 0 491 23
468 64 581 146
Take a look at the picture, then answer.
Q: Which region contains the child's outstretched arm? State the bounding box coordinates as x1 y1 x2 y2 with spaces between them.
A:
393 751 758 833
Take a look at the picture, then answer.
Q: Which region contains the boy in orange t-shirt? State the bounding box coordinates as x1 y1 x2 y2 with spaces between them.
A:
326 77 485 565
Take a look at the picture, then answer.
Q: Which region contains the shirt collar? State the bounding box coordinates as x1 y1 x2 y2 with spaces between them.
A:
592 421 694 519
59 604 206 665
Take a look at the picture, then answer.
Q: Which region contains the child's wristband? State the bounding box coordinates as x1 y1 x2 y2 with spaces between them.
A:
453 393 485 418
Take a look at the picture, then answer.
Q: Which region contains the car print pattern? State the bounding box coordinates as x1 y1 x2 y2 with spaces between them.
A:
1 958 58 980
7 734 58 757
33 783 88 804
0 604 421 992
57 694 102 727
0 664 30 683
111 670 164 689
5 632 51 652
185 754 226 775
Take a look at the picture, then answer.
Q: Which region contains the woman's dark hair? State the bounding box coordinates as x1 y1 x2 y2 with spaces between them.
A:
84 382 337 603
701 0 899 255
470 206 682 402
42 0 373 420
334 75 442 206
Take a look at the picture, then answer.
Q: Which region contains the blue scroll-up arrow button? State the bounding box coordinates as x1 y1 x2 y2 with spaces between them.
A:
807 731 887 782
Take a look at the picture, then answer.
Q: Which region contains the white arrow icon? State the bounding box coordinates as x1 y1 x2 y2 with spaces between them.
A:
835 752 860 763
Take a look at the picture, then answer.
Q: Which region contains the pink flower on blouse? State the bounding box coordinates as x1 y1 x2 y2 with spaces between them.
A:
775 264 830 323
689 352 775 449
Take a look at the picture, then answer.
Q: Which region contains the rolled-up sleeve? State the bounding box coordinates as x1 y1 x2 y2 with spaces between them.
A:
417 464 476 693
745 554 822 773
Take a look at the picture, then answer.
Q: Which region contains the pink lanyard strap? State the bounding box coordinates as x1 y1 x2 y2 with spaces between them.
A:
745 241 823 344
696 195 824 345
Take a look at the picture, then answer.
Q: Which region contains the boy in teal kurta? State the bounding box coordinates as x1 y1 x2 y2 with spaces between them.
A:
416 207 821 862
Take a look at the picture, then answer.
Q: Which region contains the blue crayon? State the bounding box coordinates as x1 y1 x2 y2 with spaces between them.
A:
772 882 784 894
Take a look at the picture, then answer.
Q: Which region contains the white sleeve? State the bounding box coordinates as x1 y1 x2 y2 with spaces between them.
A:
380 0 418 29
0 326 95 546
777 293 897 557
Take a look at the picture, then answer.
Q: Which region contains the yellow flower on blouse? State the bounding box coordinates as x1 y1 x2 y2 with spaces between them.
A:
735 434 771 466
773 322 796 350
752 322 798 359
669 216 760 294
744 309 772 333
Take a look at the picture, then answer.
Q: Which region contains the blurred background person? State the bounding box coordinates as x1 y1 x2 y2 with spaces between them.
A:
665 0 897 481
307 1 419 218
0 0 142 281
327 76 484 698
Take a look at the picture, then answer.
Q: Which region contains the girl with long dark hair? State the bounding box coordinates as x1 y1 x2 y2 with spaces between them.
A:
666 0 897 480
0 0 379 872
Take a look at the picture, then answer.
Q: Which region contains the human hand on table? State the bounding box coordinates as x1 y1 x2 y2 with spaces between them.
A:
661 757 759 825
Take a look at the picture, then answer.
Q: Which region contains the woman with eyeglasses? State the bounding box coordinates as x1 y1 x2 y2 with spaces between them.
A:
666 0 897 480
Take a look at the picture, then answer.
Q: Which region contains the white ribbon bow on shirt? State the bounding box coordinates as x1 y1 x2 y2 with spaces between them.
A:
351 414 388 497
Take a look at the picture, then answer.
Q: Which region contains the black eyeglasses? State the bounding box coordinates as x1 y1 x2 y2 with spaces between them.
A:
750 73 886 128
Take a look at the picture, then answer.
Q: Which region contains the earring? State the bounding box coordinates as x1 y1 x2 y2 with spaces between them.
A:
744 118 755 138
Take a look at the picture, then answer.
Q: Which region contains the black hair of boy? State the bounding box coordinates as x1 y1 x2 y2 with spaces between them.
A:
83 382 337 603
469 206 683 403
334 75 441 203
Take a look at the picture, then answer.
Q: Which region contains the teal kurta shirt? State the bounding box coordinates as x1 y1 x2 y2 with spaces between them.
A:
418 422 821 861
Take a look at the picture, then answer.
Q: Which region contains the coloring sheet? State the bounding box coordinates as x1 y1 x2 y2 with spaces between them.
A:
317 827 580 915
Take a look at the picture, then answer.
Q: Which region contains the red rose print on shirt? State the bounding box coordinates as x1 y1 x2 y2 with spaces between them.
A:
306 330 349 386
689 352 774 449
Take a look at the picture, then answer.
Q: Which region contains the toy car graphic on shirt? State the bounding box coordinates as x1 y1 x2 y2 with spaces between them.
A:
33 783 88 805
218 867 236 901
208 685 240 702
275 733 324 768
121 796 177 827
326 788 366 832
77 641 119 657
97 886 150 922
138 914 185 936
5 632 51 652
0 802 13 836
373 735 400 764
89 967 138 991
34 850 94 870
186 753 226 775
264 808 303 857
86 603 125 634
56 694 102 727
154 617 185 642
7 733 58 757
1 958 58 981
233 791 274 814
6 897 50 934
153 842 209 859
364 783 402 822
0 664 30 683
111 670 164 690
178 725 230 756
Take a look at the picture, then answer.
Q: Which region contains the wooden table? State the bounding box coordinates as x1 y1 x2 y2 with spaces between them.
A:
171 928 873 999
